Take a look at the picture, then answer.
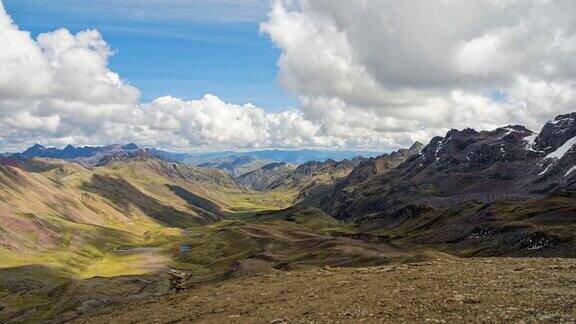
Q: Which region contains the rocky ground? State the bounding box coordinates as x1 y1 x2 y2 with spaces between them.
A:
78 257 576 323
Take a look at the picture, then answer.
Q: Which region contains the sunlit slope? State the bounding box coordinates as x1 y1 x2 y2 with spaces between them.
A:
0 156 297 279
89 157 296 215
0 205 407 323
0 163 180 277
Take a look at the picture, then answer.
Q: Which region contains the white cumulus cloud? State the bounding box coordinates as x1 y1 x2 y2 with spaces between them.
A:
0 1 333 152
2 0 576 152
261 0 576 148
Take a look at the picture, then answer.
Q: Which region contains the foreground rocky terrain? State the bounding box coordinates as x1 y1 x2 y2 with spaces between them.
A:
79 257 576 323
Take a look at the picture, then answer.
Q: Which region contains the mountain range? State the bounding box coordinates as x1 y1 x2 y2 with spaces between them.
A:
5 144 381 173
322 113 576 256
1 113 575 322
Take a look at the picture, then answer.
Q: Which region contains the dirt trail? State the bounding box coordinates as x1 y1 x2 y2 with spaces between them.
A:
79 257 576 323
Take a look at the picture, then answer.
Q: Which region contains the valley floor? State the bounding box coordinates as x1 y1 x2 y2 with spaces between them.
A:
79 257 576 323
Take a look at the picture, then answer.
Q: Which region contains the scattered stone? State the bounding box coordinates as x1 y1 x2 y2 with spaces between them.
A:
408 262 434 267
549 265 570 270
453 294 480 304
168 269 187 293
376 266 395 273
66 258 576 323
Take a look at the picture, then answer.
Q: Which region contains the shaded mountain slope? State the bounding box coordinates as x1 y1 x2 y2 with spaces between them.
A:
237 162 296 191
93 153 295 214
267 158 366 207
337 142 424 190
197 155 275 177
18 143 140 167
321 113 576 257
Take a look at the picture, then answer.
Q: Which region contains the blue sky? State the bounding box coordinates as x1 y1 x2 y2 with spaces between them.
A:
3 0 297 111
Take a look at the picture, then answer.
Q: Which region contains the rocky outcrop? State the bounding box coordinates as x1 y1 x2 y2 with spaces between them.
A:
321 143 424 216
270 158 364 190
343 142 423 188
533 113 576 154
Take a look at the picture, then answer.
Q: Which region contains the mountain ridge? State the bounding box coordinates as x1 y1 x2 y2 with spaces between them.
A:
7 144 383 167
319 114 576 257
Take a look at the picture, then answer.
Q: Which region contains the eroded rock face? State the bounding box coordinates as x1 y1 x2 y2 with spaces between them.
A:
533 113 576 154
320 143 424 218
344 142 424 188
419 125 535 173
269 157 364 190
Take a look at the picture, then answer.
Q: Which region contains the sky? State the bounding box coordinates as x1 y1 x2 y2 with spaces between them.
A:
2 0 295 109
1 0 576 152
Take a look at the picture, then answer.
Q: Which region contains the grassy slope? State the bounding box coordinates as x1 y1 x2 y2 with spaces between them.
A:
92 159 296 215
1 203 393 322
0 159 298 280
0 157 376 322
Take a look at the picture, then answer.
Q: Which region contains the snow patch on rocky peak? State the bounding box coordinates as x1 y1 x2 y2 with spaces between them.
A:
545 136 576 159
564 166 576 177
524 133 540 151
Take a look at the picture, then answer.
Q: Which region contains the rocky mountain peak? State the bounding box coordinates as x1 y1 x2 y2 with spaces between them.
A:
418 125 536 173
533 112 576 154
96 149 154 166
23 143 47 155
408 141 424 152
261 162 288 171
62 144 76 153
121 143 139 150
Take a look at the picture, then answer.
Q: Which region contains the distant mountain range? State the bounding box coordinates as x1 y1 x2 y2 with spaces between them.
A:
3 143 382 177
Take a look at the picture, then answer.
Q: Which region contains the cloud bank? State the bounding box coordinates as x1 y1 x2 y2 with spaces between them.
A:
261 0 576 148
2 0 576 151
